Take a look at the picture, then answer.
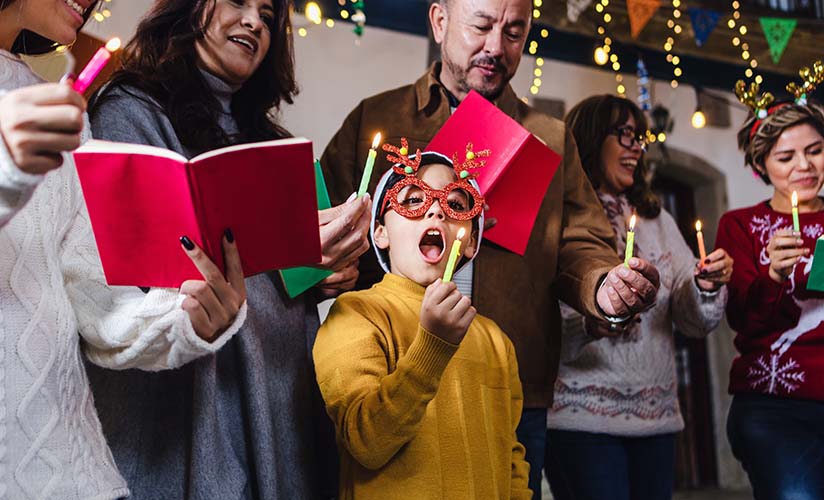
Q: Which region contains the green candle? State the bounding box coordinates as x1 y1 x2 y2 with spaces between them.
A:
792 191 801 232
357 132 382 197
442 228 466 282
624 214 636 267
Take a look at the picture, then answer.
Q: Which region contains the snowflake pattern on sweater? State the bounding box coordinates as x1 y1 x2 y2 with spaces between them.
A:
718 202 824 401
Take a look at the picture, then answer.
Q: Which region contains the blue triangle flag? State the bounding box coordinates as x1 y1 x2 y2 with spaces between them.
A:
688 8 720 47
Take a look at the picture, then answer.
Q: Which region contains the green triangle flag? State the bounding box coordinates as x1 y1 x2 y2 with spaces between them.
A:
759 17 797 64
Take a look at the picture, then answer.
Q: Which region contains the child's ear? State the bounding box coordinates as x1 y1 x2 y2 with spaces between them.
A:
374 223 390 250
463 228 478 259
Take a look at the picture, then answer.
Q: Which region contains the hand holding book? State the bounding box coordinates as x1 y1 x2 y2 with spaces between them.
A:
179 230 247 342
316 193 372 298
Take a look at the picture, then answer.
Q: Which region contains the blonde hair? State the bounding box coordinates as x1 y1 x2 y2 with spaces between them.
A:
738 100 824 184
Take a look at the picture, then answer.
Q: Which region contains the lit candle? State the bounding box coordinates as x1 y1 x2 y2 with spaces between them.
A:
624 214 636 267
695 219 707 262
442 227 466 282
792 190 801 232
357 132 382 197
72 38 122 94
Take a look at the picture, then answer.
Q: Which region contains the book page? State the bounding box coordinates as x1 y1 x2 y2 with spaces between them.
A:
190 137 311 163
77 139 188 163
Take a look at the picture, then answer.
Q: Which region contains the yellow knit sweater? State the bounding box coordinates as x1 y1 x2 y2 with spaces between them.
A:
314 273 531 499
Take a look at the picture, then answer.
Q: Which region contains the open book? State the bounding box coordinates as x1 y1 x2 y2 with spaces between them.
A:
73 138 322 288
427 91 561 255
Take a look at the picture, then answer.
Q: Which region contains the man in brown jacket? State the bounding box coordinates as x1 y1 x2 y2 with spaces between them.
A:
320 0 660 496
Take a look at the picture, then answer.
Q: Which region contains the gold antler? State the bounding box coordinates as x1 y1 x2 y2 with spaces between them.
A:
786 60 824 104
735 80 775 119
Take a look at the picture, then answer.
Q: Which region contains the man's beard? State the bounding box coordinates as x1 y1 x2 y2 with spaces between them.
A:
442 44 512 101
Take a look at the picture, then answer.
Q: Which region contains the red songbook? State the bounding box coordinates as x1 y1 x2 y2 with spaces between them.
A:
73 138 322 288
427 91 561 255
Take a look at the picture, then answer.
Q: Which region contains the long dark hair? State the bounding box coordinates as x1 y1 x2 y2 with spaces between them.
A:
565 94 661 219
91 0 298 155
0 0 100 55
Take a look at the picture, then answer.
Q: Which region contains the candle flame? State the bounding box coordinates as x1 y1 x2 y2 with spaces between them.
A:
105 37 122 52
695 220 702 232
371 132 382 149
456 227 466 240
628 214 636 231
792 190 798 207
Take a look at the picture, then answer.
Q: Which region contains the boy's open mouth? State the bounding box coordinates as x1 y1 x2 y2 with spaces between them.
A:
419 228 446 264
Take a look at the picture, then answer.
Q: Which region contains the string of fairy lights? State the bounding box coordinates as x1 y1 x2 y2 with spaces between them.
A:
528 0 549 97
297 1 366 40
90 0 113 23
727 0 762 84
592 0 625 97
664 0 683 89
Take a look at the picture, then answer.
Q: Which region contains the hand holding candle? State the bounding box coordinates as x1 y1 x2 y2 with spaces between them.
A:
357 132 382 197
442 227 466 282
72 38 122 94
695 220 707 263
792 190 801 232
624 214 636 267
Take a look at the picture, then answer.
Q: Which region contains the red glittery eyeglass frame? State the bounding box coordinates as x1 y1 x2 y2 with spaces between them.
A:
380 176 485 221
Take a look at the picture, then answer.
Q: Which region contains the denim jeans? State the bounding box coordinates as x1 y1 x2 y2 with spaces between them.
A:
727 394 824 500
516 408 548 500
544 429 676 500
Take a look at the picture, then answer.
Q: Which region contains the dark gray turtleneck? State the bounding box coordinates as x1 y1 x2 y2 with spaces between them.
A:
85 71 337 500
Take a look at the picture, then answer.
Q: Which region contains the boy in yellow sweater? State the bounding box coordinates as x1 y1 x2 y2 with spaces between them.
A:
313 140 531 499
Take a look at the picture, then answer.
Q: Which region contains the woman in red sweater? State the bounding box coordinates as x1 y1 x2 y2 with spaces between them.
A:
717 82 824 499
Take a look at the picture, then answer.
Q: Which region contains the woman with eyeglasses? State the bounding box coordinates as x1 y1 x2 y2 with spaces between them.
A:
543 95 733 500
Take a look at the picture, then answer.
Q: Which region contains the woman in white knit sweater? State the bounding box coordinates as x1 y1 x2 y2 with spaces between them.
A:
0 1 247 498
544 95 733 500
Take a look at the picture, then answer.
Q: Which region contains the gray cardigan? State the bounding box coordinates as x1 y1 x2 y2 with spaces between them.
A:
85 73 336 500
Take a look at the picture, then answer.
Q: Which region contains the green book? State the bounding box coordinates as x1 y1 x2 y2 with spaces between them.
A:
280 160 333 298
807 236 824 292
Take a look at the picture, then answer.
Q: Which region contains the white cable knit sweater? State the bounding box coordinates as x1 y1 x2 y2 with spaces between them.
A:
548 193 727 436
0 53 246 499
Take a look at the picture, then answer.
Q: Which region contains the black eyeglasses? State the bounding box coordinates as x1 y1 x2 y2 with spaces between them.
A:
610 126 648 152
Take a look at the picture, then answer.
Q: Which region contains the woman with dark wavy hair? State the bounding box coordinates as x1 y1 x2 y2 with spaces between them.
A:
86 1 371 498
0 0 249 498
544 95 733 500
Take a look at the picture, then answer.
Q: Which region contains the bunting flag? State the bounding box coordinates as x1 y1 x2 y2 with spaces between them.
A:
627 0 661 39
759 17 797 64
566 0 592 23
688 8 720 47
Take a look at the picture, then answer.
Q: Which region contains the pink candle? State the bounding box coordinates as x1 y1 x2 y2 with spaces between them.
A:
72 38 121 93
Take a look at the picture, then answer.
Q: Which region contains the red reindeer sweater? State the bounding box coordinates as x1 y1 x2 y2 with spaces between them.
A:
717 201 824 401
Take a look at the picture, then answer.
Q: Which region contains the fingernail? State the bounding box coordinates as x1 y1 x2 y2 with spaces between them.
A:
346 192 357 203
224 228 235 243
704 258 711 265
618 267 630 278
180 235 195 251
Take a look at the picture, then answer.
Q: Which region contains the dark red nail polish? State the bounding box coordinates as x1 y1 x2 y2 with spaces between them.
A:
224 228 234 243
180 235 195 250
704 258 711 264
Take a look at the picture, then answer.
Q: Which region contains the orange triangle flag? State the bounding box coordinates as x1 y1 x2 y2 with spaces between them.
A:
627 0 661 39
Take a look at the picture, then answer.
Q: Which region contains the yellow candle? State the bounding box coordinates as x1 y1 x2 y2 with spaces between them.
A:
695 220 707 262
792 190 800 232
357 132 382 197
624 214 636 267
442 227 466 282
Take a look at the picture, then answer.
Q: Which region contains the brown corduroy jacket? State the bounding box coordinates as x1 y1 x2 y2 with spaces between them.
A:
320 64 621 408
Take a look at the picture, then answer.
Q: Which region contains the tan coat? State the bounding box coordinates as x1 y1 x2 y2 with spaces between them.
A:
321 64 620 408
